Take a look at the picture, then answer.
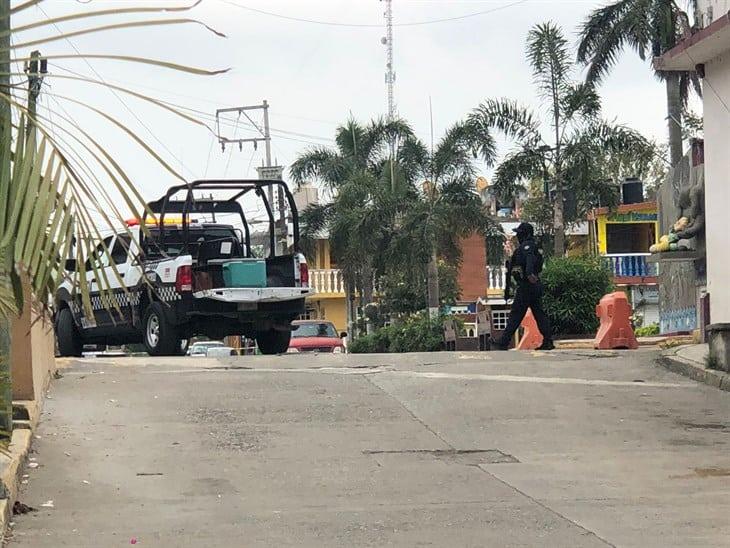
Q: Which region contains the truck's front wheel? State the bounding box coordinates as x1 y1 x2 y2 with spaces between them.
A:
56 308 83 357
256 329 291 355
143 302 179 356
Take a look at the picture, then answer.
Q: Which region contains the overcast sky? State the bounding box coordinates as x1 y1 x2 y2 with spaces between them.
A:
12 0 676 218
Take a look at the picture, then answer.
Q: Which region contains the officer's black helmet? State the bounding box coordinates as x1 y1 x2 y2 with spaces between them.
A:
513 222 534 239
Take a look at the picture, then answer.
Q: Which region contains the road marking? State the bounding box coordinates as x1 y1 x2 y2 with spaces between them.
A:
64 365 696 388
384 370 696 388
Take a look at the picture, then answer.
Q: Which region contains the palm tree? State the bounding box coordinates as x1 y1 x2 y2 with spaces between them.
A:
577 0 701 167
0 1 225 437
468 22 651 255
291 118 414 334
388 123 498 315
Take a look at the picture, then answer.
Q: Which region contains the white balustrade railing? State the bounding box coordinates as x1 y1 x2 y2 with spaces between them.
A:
486 266 508 291
309 269 345 295
603 253 657 278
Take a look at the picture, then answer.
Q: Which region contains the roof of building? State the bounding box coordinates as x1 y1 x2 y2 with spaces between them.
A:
654 11 730 71
589 201 657 219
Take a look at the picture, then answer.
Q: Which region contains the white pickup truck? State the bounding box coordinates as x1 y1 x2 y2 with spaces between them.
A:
54 180 312 356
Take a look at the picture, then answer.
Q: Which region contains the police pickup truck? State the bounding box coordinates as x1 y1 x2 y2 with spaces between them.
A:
54 180 312 356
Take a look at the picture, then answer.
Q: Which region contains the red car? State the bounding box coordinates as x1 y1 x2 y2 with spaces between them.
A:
288 320 345 353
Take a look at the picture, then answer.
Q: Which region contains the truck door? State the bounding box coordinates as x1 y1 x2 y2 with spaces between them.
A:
85 236 113 328
107 233 135 327
89 234 133 329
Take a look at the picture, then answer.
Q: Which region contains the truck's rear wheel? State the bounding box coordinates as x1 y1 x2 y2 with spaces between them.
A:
56 308 83 357
143 302 179 356
256 329 291 355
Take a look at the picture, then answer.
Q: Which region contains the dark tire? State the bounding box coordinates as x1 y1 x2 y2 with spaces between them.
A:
176 339 190 356
55 308 83 357
143 302 179 356
256 329 291 355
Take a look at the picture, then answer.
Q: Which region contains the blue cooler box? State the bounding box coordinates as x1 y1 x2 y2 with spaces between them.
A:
222 259 267 288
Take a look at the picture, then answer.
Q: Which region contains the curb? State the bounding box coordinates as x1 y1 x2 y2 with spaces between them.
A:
0 429 33 534
658 348 730 392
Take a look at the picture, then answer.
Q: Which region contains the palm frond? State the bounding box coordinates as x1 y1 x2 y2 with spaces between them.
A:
491 146 545 202
577 0 647 84
561 83 601 120
7 1 204 37
527 21 572 102
0 1 227 322
468 98 542 145
11 53 229 75
8 18 225 51
432 121 480 182
289 146 346 188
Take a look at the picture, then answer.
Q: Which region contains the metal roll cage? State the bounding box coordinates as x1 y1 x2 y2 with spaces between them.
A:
142 179 300 258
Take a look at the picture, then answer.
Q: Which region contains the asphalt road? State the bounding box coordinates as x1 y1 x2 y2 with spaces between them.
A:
7 349 730 547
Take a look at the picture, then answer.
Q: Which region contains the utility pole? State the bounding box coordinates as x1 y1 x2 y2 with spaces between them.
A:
0 0 12 438
262 100 273 198
215 101 285 254
26 50 47 139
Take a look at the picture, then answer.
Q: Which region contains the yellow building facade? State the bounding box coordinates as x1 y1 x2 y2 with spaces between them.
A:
305 239 348 332
592 201 659 256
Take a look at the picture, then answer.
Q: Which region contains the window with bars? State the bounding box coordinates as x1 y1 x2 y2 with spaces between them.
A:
492 310 510 331
298 308 316 321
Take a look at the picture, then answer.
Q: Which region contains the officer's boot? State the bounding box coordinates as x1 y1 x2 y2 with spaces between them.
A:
536 339 555 351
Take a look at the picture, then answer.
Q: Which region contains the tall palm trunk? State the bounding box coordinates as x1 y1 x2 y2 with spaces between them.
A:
426 245 440 318
344 277 356 340
362 262 375 334
0 0 12 437
665 72 684 167
553 186 565 256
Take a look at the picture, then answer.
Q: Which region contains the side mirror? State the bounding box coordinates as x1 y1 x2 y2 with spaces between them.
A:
340 332 348 339
64 259 77 271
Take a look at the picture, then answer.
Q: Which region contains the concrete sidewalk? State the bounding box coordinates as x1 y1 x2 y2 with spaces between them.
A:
659 344 730 392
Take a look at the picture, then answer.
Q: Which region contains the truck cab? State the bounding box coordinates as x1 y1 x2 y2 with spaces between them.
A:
54 180 312 356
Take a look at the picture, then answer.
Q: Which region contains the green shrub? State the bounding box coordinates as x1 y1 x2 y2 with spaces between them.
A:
349 313 444 353
635 323 660 337
541 256 613 336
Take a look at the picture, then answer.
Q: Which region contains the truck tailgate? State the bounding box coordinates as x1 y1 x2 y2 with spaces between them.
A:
193 287 312 303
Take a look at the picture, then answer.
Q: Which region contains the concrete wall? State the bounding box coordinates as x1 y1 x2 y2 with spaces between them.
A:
457 234 487 302
308 298 347 333
704 56 730 324
10 286 56 402
698 0 727 25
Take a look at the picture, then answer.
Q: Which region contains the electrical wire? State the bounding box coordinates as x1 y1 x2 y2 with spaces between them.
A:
36 4 196 178
202 135 216 178
218 0 530 28
222 111 241 178
48 62 336 146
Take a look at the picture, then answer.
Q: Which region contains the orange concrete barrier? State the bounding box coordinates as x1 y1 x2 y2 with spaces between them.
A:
517 310 543 350
594 291 638 350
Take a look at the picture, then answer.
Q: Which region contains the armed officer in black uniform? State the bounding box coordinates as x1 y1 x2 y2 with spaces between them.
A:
490 222 554 351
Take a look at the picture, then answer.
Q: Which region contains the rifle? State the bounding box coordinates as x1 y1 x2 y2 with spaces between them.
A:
504 259 513 301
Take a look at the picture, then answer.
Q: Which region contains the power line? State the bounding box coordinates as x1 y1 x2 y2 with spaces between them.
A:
44 61 338 126
202 134 216 178
222 111 241 178
219 0 531 28
36 4 196 178
48 62 336 146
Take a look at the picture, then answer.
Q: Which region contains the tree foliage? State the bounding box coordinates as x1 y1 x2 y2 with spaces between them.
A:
468 22 652 255
541 256 614 335
293 117 499 329
577 0 701 166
